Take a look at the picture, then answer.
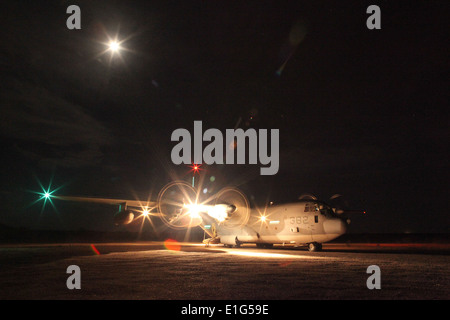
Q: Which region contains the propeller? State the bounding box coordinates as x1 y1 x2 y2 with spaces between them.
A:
298 193 318 200
213 187 250 229
329 194 350 214
328 194 366 223
157 181 202 229
329 194 343 201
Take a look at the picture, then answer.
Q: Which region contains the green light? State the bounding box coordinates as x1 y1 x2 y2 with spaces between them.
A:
27 175 65 213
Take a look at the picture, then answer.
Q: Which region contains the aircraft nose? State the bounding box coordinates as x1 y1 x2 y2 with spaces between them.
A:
323 218 347 234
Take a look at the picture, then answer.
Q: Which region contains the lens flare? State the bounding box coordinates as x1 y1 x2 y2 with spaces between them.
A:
93 24 139 68
27 175 65 214
164 239 181 251
183 203 229 222
205 204 228 222
157 181 202 229
90 244 100 255
108 40 120 52
189 163 202 174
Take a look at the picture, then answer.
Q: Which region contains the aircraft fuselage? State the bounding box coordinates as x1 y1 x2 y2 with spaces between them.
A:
216 201 347 248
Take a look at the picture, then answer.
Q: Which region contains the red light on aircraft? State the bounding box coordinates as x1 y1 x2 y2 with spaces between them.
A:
189 163 202 174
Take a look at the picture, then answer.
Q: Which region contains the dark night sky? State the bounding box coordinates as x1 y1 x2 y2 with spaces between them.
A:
0 1 448 234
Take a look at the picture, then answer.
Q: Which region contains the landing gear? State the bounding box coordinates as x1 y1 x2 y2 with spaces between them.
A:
203 237 220 247
307 242 322 252
223 237 242 248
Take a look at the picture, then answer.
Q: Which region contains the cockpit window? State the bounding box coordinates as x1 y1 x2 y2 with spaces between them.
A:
319 206 334 218
304 203 318 212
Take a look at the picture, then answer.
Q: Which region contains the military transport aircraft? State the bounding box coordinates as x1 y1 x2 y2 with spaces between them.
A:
50 181 364 251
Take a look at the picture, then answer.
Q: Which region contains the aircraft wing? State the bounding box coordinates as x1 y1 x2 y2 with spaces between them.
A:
53 195 217 233
52 195 156 209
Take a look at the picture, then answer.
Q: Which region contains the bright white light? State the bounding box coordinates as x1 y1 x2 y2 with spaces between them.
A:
260 215 266 222
183 203 228 222
142 208 150 216
207 204 229 222
183 203 205 219
44 192 51 199
108 41 120 52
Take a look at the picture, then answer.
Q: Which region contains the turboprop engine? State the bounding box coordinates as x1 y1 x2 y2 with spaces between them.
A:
113 210 134 225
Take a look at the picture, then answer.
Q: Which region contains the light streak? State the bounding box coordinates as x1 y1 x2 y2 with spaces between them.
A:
225 250 327 260
90 244 100 255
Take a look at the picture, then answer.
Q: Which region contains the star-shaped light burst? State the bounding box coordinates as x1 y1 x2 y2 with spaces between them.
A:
188 163 203 187
95 26 137 67
127 187 159 237
189 163 202 174
102 35 126 65
108 40 121 53
134 205 157 237
27 176 64 214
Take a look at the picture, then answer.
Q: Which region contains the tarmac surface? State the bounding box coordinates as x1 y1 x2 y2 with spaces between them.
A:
0 241 448 300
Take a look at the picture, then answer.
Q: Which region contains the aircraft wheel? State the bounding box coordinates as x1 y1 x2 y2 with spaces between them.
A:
308 242 322 252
